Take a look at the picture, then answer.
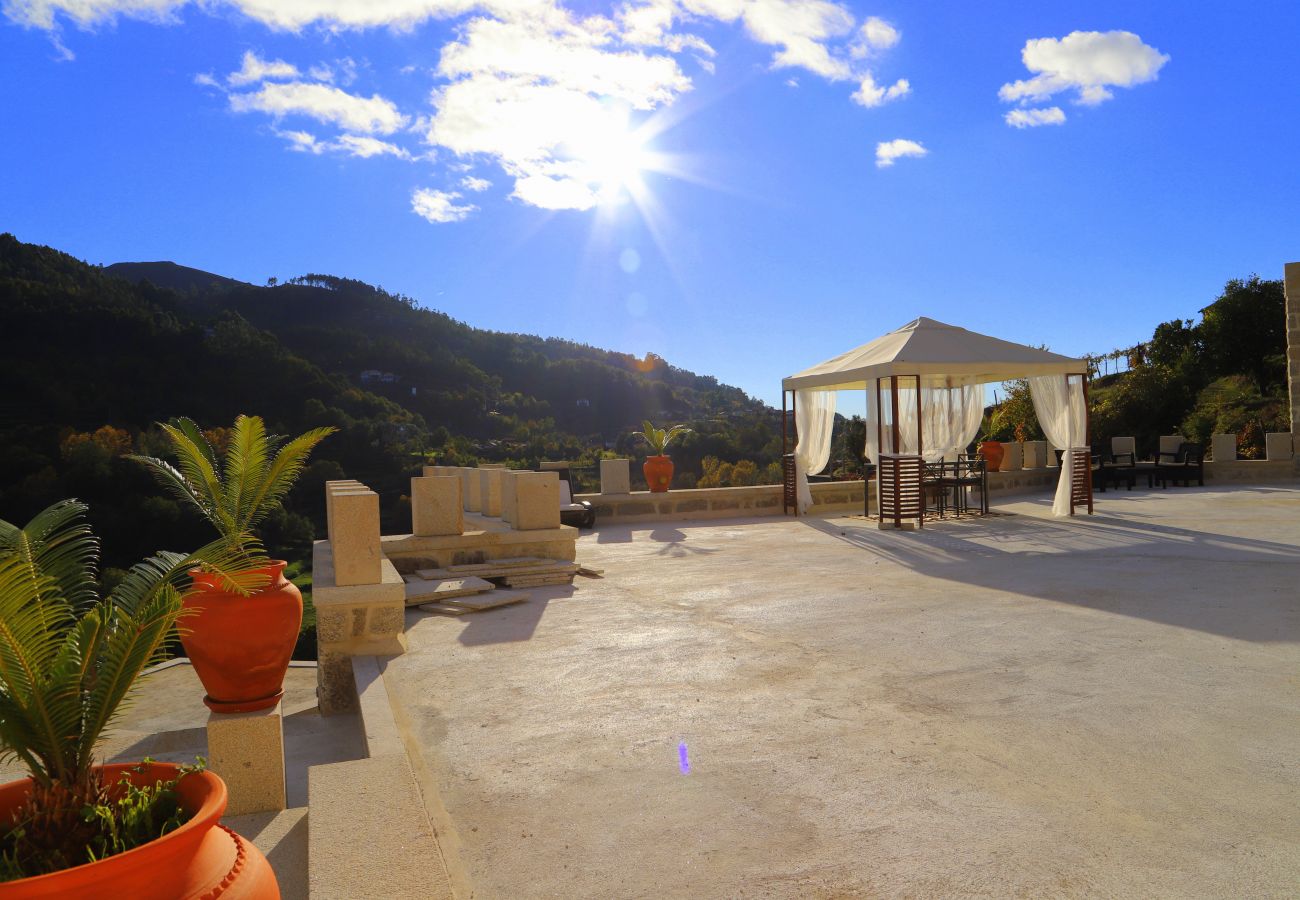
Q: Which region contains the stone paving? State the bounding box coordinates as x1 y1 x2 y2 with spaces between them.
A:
386 484 1300 898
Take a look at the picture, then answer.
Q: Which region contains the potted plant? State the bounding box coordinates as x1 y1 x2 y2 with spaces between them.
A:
632 420 691 493
132 415 333 713
976 435 1004 472
0 500 279 897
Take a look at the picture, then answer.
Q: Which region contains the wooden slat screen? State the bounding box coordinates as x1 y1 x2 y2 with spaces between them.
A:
1069 446 1094 515
878 453 924 528
782 453 797 516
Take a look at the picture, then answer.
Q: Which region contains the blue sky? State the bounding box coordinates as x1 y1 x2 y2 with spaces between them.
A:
2 0 1298 408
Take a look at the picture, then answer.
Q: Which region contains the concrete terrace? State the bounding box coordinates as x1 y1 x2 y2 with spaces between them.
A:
383 485 1300 898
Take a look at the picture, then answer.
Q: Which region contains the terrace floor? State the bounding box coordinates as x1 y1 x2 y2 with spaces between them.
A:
386 484 1300 898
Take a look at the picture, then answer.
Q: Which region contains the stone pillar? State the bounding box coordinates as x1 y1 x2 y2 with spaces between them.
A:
500 471 520 526
411 476 463 536
511 471 561 530
1286 262 1300 453
479 468 505 517
324 479 364 544
1265 433 1293 461
460 467 483 512
1001 442 1023 472
1210 433 1236 462
327 487 382 586
1022 441 1047 469
315 479 405 715
207 703 286 816
600 458 631 494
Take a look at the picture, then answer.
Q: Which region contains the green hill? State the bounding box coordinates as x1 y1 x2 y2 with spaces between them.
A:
0 232 782 573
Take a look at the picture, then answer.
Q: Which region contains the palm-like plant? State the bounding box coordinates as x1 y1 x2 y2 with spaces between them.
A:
632 420 692 456
0 500 261 876
130 415 335 557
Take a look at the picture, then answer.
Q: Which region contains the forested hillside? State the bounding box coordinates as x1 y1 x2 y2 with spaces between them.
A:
0 233 783 576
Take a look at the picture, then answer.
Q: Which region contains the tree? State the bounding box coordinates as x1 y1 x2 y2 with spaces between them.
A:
1197 276 1286 390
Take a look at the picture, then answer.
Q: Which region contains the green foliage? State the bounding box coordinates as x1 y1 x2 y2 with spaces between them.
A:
985 379 1042 443
0 502 258 879
2 759 204 880
632 421 692 455
130 415 334 555
1088 274 1288 455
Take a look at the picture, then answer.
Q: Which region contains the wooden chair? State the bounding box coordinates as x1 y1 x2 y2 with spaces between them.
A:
1155 443 1204 488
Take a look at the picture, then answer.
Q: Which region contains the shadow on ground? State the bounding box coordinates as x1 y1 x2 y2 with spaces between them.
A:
803 486 1300 642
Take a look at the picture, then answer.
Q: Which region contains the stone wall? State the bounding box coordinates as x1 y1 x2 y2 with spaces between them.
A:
576 469 1062 525
1203 459 1300 483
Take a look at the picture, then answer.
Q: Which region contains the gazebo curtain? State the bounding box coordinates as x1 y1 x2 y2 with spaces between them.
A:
794 390 836 514
1029 374 1086 516
863 382 982 515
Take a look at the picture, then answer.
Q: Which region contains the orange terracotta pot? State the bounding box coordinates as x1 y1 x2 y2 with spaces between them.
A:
0 762 279 900
643 455 674 493
185 561 302 714
978 441 1004 472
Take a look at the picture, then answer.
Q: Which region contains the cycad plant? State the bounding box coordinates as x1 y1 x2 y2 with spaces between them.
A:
632 420 692 456
0 500 260 878
131 415 334 559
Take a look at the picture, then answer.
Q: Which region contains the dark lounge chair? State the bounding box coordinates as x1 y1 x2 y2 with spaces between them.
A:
1154 442 1204 488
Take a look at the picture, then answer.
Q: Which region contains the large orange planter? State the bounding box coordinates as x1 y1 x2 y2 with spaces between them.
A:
0 763 278 899
643 455 674 492
185 561 302 714
978 441 1005 472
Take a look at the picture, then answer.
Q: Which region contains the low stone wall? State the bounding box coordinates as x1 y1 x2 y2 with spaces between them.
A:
578 470 1067 525
1204 458 1300 482
575 480 866 524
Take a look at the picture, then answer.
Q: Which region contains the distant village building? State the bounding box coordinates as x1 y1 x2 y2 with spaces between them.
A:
360 370 400 385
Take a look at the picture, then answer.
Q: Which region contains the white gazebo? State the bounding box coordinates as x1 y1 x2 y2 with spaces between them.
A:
780 317 1094 527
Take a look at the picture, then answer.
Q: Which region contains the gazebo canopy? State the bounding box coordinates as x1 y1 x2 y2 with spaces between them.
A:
781 317 1086 392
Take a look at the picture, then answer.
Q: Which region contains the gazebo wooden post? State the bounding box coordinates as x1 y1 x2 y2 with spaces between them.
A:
781 390 787 457
915 374 924 528
1082 373 1094 514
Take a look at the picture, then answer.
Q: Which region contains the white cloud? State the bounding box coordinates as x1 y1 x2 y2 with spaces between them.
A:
854 15 897 54
875 137 926 168
999 30 1169 109
278 129 412 157
228 50 298 86
733 0 855 79
3 0 180 29
411 187 477 223
460 175 492 191
334 134 411 157
1004 106 1065 129
9 0 919 220
851 72 908 107
230 81 407 134
511 170 598 209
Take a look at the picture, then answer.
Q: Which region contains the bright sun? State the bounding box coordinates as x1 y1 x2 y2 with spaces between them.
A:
565 108 657 203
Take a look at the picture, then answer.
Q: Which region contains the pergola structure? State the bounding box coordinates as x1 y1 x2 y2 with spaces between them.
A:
780 317 1094 527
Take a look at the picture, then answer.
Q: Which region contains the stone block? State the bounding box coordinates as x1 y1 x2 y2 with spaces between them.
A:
479 468 505 517
330 490 382 586
317 649 356 716
1022 441 1047 469
1265 432 1293 460
207 703 286 816
501 470 520 525
461 467 483 512
600 458 631 494
1001 442 1023 471
511 471 560 530
1210 433 1236 462
324 480 364 543
411 476 463 536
